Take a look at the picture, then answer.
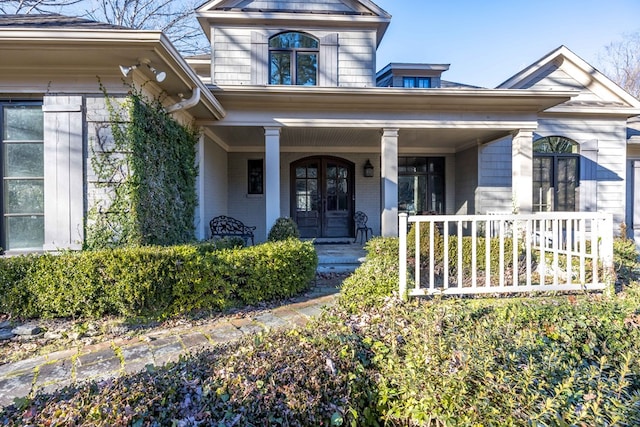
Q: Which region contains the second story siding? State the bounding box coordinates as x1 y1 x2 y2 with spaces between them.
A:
210 27 377 87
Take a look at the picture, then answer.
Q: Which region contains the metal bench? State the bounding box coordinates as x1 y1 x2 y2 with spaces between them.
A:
209 215 256 246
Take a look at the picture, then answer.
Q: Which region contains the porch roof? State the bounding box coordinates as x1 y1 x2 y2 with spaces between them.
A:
0 22 225 120
202 85 577 153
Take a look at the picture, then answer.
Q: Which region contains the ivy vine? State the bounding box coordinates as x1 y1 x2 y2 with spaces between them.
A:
85 85 199 249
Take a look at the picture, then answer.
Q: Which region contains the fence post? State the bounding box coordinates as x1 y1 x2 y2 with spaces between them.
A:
399 213 408 300
601 213 614 270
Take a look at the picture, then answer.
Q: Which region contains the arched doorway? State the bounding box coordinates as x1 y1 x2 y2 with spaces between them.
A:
290 156 355 238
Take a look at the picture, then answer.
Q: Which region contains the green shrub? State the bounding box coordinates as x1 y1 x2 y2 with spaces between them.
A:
339 237 399 312
407 223 516 274
614 233 639 284
211 236 246 249
267 217 300 242
0 240 317 319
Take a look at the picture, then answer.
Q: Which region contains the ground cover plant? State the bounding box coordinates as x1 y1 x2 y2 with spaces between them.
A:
1 237 639 425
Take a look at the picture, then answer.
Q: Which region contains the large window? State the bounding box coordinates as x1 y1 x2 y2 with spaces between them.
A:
1 103 44 251
533 136 579 212
403 77 431 88
398 157 445 214
269 32 319 86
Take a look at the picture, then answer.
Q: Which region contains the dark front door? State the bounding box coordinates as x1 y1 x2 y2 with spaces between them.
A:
291 157 354 238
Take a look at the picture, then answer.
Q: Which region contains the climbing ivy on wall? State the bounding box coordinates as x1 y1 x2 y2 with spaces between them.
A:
85 86 199 249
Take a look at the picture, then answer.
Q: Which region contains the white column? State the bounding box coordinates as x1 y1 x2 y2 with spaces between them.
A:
633 161 640 250
265 126 281 235
512 129 534 214
381 128 399 236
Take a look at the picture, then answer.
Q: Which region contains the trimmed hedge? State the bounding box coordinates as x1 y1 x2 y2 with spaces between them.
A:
0 240 317 319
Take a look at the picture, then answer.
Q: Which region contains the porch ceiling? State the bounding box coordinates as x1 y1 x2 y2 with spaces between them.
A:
208 125 512 153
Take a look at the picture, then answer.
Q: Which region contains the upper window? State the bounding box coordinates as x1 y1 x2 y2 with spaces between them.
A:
533 136 579 212
269 32 319 86
403 77 431 88
1 103 44 251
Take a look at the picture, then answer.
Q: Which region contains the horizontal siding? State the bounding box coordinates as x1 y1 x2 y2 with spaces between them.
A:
537 118 627 224
521 66 604 103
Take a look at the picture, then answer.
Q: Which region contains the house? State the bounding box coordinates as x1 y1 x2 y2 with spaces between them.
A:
0 0 638 255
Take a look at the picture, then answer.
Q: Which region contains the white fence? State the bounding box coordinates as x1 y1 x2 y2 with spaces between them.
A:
399 212 614 298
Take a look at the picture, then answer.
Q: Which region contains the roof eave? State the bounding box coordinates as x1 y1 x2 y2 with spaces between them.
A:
0 28 225 120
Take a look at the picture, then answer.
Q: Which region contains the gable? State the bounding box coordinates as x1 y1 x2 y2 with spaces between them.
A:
199 0 386 16
197 0 391 46
513 62 613 105
499 46 640 111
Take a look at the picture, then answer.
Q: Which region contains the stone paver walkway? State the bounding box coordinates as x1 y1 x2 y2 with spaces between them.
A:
0 286 341 409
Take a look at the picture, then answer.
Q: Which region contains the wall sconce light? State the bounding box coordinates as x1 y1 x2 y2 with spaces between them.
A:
363 159 374 177
119 61 166 83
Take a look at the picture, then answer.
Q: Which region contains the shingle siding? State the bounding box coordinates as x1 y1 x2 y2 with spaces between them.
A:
477 137 513 214
211 26 376 87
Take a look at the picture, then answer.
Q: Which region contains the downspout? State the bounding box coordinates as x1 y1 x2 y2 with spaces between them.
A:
166 87 200 113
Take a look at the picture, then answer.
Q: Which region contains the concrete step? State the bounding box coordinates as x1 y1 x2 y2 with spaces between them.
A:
314 242 367 274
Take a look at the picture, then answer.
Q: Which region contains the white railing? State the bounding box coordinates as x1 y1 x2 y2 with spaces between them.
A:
399 212 614 298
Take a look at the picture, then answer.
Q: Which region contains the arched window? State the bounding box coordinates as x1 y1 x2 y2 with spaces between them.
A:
269 32 318 86
533 136 579 212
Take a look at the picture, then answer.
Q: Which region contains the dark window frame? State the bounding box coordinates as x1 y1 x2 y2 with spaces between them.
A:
0 100 45 252
533 136 580 212
403 77 431 88
398 156 445 214
248 159 264 195
269 32 319 86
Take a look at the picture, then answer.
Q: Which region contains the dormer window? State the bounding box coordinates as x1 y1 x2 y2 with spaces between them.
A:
269 32 319 86
403 77 431 88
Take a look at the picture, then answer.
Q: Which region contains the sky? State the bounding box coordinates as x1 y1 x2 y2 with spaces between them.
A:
372 0 640 88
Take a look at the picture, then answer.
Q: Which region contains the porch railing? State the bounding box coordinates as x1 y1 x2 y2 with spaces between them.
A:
399 212 614 298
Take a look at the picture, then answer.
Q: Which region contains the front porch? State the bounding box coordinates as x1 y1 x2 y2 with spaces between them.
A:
197 85 576 243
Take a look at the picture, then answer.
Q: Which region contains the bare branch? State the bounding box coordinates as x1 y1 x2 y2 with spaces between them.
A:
599 32 640 100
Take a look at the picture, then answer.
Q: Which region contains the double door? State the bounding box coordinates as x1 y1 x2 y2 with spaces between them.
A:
291 157 354 238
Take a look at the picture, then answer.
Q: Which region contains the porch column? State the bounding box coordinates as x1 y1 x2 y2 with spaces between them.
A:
265 126 281 234
634 161 640 248
381 128 399 236
512 129 534 214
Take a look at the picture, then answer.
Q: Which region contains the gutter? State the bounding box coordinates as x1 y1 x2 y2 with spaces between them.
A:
166 87 200 113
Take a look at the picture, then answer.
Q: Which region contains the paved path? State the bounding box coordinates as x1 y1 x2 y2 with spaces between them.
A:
0 284 341 409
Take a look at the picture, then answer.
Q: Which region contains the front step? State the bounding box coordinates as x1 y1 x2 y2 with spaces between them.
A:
314 243 367 274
